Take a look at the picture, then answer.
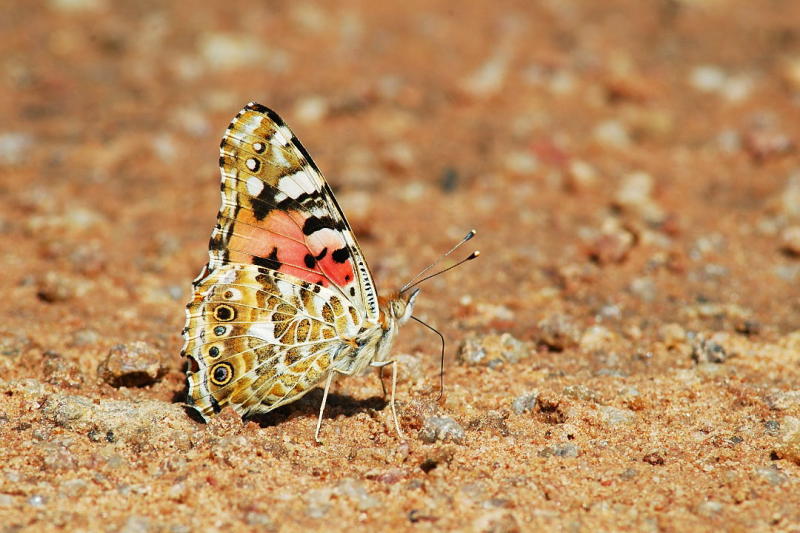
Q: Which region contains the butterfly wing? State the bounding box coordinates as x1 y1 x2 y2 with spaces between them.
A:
207 102 379 319
183 264 366 419
182 102 381 419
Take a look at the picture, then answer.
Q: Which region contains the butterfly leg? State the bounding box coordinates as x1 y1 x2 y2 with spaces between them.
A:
377 365 388 398
314 369 338 444
370 360 404 439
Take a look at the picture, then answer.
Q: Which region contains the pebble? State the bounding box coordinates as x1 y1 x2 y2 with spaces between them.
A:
60 478 88 498
418 416 465 444
765 390 800 411
754 466 787 486
539 443 579 458
460 45 512 98
537 314 580 351
659 323 687 348
390 353 424 384
0 331 34 358
563 385 600 403
598 406 635 426
337 478 380 511
200 33 287 73
36 271 84 302
0 132 33 165
614 171 665 223
588 223 635 264
294 96 329 124
593 120 631 148
691 335 729 364
579 325 616 352
781 226 800 255
305 487 333 518
119 515 150 533
780 172 800 218
42 351 84 388
71 328 100 347
511 391 539 415
689 65 727 92
696 500 724 517
97 341 166 387
456 333 528 366
566 160 598 191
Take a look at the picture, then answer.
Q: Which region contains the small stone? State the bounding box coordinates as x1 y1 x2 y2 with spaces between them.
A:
511 391 539 414
781 226 800 256
60 478 88 498
71 328 100 347
689 65 727 92
598 406 635 425
539 443 579 458
419 416 465 444
337 478 380 510
593 120 631 148
643 452 665 465
764 420 781 436
0 331 34 358
97 341 166 387
460 46 512 98
614 171 665 223
696 500 724 517
120 515 150 533
200 33 287 73
588 224 635 264
537 314 580 351
293 96 328 124
780 173 800 219
765 390 800 411
245 512 274 529
456 333 528 366
42 351 84 388
579 325 616 351
305 487 333 518
0 132 33 165
36 271 83 302
44 395 93 428
27 494 46 507
393 353 424 383
563 385 600 403
754 465 787 486
660 323 687 348
691 335 728 364
566 160 598 191
744 127 793 162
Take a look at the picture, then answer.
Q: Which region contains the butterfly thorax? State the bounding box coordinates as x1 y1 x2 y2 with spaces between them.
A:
337 288 419 375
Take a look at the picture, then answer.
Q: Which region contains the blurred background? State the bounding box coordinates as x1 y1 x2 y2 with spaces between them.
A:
3 0 800 530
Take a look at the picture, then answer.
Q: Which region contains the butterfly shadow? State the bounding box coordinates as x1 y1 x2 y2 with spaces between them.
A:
248 388 390 429
171 369 389 427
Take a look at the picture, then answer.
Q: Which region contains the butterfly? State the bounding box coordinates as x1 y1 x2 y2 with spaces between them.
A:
182 102 479 442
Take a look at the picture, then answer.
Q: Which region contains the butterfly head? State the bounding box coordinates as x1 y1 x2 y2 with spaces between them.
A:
384 288 420 327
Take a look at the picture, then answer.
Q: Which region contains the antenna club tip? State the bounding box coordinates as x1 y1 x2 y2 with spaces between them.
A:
465 229 477 240
468 250 480 260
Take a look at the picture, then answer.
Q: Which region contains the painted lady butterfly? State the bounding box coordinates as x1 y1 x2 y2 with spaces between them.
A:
181 102 440 441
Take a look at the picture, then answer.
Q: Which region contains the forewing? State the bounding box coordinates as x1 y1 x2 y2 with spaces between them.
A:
207 102 379 320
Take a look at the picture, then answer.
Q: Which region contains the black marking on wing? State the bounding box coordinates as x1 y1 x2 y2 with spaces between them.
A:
332 247 350 263
252 247 281 270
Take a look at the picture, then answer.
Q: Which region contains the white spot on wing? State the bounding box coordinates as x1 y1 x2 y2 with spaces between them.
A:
248 322 277 343
246 177 264 196
279 174 308 199
246 158 258 171
219 268 237 285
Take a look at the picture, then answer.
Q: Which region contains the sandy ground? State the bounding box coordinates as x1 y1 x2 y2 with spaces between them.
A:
2 0 800 531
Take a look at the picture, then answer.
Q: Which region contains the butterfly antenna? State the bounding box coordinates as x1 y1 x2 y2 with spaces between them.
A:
400 229 479 294
411 315 446 400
